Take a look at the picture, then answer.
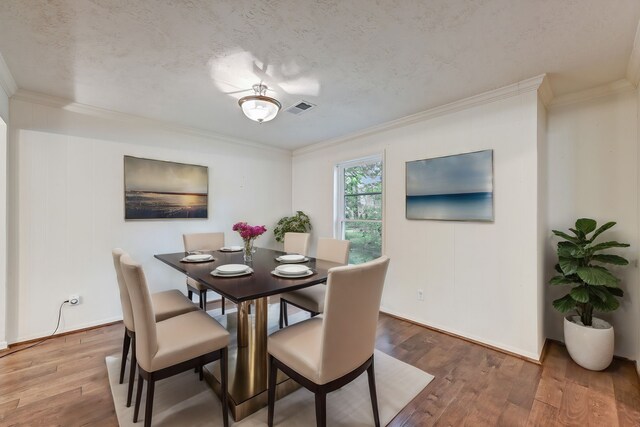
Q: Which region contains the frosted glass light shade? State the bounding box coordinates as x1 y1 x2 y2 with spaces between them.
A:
239 96 281 123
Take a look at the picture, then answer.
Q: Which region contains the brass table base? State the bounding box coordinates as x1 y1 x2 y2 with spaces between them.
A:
205 364 300 421
204 299 305 421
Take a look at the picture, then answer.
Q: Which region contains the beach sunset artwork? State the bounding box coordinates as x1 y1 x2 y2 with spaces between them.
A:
406 150 493 221
124 156 208 220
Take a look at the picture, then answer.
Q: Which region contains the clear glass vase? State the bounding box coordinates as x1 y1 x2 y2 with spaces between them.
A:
243 238 255 262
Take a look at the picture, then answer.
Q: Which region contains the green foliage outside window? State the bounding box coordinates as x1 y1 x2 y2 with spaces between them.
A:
345 222 382 264
343 161 383 264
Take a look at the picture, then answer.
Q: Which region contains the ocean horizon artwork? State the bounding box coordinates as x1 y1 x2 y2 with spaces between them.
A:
406 150 494 221
124 156 208 220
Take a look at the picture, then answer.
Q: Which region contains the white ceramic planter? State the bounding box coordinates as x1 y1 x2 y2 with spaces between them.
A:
563 316 614 371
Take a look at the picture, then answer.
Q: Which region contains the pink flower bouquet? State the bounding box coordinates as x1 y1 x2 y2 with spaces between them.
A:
232 222 267 261
232 222 267 240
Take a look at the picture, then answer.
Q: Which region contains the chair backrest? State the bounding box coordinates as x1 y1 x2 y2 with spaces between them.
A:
316 238 350 264
120 254 159 372
112 248 135 331
183 232 225 252
319 256 390 383
284 232 310 256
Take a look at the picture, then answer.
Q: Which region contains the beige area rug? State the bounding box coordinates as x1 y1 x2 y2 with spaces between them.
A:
106 349 433 426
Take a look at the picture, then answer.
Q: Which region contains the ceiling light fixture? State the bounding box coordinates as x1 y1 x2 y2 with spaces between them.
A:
238 83 282 123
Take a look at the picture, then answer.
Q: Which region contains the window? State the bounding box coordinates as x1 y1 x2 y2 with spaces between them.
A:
335 155 383 264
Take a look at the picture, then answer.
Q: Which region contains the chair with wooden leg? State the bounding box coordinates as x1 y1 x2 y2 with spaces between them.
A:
112 248 198 408
283 232 311 256
279 238 350 328
183 232 226 313
120 254 230 427
267 255 390 427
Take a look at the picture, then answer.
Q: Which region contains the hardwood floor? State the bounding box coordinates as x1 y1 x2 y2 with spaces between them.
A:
377 314 640 426
1 307 639 426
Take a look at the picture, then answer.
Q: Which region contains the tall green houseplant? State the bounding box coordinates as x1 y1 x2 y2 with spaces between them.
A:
274 211 312 243
550 218 629 326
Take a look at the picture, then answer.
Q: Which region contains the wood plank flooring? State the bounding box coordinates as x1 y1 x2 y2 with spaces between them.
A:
1 306 639 426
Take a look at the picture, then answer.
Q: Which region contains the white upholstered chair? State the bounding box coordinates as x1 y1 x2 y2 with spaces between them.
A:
279 238 350 328
112 248 198 407
120 254 230 427
267 255 390 427
183 232 225 312
283 232 311 256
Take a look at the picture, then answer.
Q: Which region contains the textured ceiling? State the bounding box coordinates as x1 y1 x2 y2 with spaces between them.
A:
0 0 639 149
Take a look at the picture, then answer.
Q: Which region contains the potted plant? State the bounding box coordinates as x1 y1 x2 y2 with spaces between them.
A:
550 218 629 371
273 211 312 243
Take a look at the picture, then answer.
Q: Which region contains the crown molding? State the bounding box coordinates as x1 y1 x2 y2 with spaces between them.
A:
0 52 17 98
293 74 550 156
549 79 636 108
11 89 291 154
627 20 640 87
538 75 554 107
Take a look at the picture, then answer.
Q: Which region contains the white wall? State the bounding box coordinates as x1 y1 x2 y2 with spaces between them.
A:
0 51 15 349
0 51 13 124
293 87 546 359
0 114 6 349
546 88 639 359
0 87 8 123
537 96 548 355
7 98 292 342
637 87 640 376
0 84 8 349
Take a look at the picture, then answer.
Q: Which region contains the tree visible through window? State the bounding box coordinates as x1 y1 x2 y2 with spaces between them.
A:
336 156 383 264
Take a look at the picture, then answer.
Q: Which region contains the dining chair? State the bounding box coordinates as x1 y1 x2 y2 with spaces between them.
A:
278 238 350 328
120 254 230 427
267 255 390 427
283 232 311 256
112 248 198 408
183 232 225 313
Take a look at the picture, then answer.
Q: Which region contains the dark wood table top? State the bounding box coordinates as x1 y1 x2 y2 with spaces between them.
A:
154 247 341 303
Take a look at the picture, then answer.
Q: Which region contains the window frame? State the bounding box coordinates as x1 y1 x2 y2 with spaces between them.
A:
334 153 385 262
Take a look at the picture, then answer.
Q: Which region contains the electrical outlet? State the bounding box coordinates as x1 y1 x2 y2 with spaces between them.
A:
69 294 80 305
417 289 424 301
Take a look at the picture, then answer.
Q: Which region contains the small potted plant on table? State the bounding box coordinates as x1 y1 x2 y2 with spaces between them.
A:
550 218 629 371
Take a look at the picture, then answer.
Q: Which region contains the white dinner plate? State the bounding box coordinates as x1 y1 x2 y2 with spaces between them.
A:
219 246 243 252
211 267 253 278
271 269 314 279
276 254 309 263
215 264 250 275
182 254 214 262
275 264 311 276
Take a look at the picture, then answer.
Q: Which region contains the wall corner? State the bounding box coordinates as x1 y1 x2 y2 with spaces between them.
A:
538 74 554 107
536 91 549 356
0 52 16 124
627 20 640 87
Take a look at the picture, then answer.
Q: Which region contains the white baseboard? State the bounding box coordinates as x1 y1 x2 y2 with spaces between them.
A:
379 306 542 362
637 360 640 378
0 341 7 350
13 315 123 344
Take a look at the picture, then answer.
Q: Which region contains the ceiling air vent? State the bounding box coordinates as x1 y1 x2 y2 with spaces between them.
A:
285 100 316 115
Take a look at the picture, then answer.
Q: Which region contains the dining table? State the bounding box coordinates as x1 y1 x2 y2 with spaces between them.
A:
154 247 342 421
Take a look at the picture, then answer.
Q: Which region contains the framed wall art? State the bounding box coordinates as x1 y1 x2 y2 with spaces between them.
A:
124 156 208 220
406 150 494 221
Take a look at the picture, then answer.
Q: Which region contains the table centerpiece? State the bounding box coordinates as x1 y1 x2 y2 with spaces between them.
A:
233 222 267 262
